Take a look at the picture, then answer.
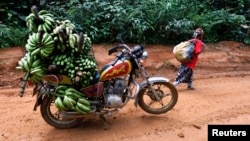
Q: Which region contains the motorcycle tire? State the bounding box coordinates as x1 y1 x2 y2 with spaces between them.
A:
138 82 178 114
40 96 82 129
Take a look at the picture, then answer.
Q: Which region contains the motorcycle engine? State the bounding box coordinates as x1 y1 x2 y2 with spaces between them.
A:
104 78 127 108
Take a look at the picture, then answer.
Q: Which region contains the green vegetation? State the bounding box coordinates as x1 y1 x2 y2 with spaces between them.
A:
1 0 250 48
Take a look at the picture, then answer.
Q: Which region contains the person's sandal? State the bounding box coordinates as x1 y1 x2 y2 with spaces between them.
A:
187 86 195 90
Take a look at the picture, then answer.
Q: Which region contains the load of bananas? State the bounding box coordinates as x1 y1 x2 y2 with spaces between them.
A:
50 49 97 86
26 32 55 58
17 6 98 112
26 6 55 33
54 86 91 114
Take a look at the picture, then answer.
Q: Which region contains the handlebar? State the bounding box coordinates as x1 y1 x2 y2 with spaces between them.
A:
111 49 127 66
108 44 132 55
109 43 144 66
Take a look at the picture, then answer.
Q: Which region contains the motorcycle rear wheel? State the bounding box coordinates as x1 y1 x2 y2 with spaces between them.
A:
40 96 82 129
138 82 178 114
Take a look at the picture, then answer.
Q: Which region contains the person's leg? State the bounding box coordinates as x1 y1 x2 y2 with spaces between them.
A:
187 69 194 89
174 65 192 86
173 65 186 86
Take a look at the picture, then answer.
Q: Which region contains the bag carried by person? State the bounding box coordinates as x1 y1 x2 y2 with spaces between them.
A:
173 41 194 63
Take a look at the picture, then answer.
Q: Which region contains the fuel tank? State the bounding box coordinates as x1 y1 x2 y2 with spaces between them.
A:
43 74 72 85
99 60 132 81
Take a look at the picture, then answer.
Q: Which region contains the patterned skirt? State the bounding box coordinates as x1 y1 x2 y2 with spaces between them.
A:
174 65 193 85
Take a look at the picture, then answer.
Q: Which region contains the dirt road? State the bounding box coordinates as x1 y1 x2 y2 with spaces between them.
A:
0 42 250 141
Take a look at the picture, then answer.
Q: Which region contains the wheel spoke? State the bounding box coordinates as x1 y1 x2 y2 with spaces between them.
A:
138 82 178 114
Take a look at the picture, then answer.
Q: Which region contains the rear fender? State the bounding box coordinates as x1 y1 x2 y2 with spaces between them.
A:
134 77 170 107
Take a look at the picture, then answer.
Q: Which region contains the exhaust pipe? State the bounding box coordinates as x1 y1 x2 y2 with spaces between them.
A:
61 111 98 119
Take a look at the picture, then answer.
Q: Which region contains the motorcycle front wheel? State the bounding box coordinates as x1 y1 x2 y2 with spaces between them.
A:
40 96 82 129
138 82 178 114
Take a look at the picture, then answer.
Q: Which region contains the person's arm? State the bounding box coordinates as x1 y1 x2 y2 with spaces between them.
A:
194 40 203 55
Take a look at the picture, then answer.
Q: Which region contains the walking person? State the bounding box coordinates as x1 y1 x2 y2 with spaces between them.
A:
173 28 205 90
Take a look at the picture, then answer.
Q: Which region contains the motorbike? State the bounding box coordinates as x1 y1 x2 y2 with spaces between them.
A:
19 39 178 130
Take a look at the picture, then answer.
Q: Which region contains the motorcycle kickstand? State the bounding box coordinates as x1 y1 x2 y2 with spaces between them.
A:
99 115 110 130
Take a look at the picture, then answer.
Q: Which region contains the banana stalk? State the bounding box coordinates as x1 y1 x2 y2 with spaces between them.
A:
19 72 30 97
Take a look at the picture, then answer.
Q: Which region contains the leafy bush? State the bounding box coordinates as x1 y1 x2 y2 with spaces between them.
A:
0 24 29 48
1 0 250 47
188 9 247 43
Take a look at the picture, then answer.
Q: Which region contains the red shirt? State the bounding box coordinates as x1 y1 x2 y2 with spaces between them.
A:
183 39 203 69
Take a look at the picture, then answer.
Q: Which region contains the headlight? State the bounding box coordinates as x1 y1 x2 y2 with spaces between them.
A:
142 51 148 59
140 51 148 66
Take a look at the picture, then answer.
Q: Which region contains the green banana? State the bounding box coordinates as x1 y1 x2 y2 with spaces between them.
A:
55 97 66 110
16 66 23 70
67 96 77 106
29 74 41 84
78 98 90 106
65 88 84 96
44 16 55 26
75 105 87 114
22 59 30 72
57 90 66 95
30 68 43 75
38 10 50 16
63 95 75 109
31 59 41 68
65 91 82 100
31 48 40 56
69 33 75 48
56 85 68 91
76 102 91 113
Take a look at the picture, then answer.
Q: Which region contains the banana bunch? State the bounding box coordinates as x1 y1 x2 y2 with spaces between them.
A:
28 59 47 84
16 52 34 72
26 8 55 33
50 45 97 86
19 7 98 98
60 53 97 86
70 54 98 86
50 53 74 74
81 34 92 54
25 32 55 59
54 86 91 114
17 52 47 83
52 20 78 52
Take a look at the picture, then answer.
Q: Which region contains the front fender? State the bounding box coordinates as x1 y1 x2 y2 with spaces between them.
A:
33 86 51 111
134 77 170 107
33 91 44 111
